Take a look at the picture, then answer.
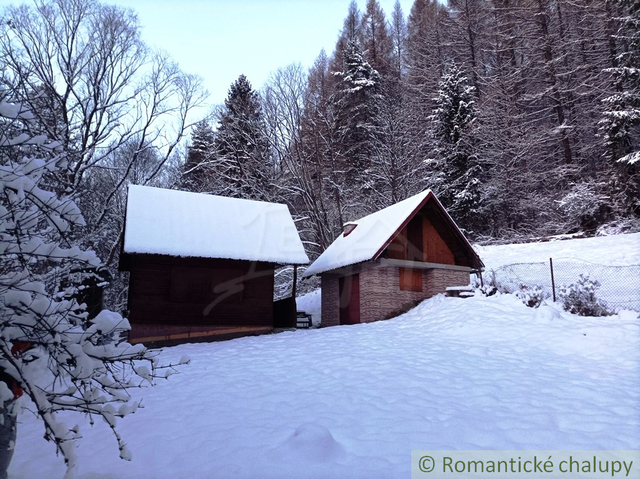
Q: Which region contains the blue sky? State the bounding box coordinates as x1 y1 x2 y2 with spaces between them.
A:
109 0 415 106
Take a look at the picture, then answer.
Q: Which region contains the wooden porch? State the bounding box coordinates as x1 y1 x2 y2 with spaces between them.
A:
127 324 273 348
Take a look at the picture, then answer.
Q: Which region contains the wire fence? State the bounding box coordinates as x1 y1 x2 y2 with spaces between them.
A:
483 259 640 312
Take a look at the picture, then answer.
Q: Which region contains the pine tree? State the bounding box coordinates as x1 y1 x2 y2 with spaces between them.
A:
390 0 408 80
531 0 574 167
213 75 272 200
332 40 383 203
601 0 640 215
329 0 362 91
299 50 346 245
366 2 425 210
181 119 215 192
431 63 483 233
406 0 450 167
446 0 491 97
407 0 449 106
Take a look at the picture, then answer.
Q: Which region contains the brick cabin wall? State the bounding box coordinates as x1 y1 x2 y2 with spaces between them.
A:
321 274 340 327
426 269 470 298
359 266 470 323
320 265 470 326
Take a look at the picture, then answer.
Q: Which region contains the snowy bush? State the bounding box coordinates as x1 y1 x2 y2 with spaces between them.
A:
477 284 498 297
0 96 185 475
478 270 505 296
557 182 612 233
558 274 612 317
515 284 547 308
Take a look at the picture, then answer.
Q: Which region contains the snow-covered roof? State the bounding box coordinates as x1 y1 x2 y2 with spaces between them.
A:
123 185 309 264
303 191 430 277
303 189 482 277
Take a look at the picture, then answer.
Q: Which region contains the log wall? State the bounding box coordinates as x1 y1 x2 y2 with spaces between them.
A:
127 255 274 328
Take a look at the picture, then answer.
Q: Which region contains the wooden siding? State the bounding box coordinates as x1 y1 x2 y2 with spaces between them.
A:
424 217 455 264
127 255 274 328
128 325 272 347
421 200 476 267
386 228 406 260
406 215 424 261
382 208 456 266
273 297 296 328
399 267 422 291
377 199 478 268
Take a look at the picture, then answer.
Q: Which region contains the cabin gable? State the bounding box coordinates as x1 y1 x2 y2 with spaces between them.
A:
382 204 459 266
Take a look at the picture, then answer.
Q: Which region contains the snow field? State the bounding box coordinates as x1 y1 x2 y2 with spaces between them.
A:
475 232 640 268
9 293 640 479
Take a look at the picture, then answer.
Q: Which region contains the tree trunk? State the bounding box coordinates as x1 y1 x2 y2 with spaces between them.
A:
0 401 17 479
536 0 573 165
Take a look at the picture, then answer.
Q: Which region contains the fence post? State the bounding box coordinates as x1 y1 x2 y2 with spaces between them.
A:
550 258 556 302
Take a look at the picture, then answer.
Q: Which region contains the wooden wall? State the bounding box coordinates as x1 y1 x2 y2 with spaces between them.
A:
127 255 274 327
423 217 455 264
384 213 455 265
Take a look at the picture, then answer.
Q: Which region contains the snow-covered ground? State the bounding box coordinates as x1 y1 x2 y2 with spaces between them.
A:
475 232 640 268
9 293 640 478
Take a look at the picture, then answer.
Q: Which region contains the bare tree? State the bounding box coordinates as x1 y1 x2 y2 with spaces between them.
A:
0 0 207 266
263 61 338 255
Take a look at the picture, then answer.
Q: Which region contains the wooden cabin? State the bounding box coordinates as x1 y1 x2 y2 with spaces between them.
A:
303 190 483 326
120 185 308 345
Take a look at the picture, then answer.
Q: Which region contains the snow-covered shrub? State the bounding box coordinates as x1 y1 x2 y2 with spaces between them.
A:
478 284 498 297
558 274 612 317
478 270 504 296
557 182 612 233
515 284 547 308
0 96 185 475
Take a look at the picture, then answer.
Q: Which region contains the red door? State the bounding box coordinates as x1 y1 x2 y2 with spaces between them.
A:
339 273 360 325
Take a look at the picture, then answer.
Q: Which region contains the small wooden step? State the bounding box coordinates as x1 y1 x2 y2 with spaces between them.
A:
445 286 475 298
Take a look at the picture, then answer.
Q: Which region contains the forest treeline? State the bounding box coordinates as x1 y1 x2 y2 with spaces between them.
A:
183 0 639 258
1 0 639 309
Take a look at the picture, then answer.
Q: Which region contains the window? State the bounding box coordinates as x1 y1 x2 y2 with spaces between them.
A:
399 267 422 292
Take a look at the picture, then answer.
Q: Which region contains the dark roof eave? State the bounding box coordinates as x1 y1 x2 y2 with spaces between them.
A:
122 250 308 265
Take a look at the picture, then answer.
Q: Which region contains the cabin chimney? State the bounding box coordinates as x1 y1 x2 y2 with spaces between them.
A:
343 223 357 237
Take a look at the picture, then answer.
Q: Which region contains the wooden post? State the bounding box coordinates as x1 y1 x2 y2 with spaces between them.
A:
292 265 297 299
549 258 556 302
